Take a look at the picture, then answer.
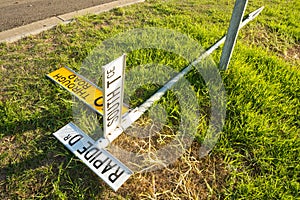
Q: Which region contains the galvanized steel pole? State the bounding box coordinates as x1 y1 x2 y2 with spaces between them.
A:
219 0 248 70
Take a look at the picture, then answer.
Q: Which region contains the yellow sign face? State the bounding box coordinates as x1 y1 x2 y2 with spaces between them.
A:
47 67 128 115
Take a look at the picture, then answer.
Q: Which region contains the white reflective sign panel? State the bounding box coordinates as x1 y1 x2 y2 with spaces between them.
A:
102 55 126 137
53 122 132 191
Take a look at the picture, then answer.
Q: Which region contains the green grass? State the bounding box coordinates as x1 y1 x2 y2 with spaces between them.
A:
0 0 299 199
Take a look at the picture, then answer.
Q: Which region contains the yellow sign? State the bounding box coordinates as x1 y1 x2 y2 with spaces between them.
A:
47 67 128 115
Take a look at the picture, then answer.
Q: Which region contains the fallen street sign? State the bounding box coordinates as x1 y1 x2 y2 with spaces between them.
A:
48 2 264 193
102 54 126 137
53 122 133 191
47 66 128 116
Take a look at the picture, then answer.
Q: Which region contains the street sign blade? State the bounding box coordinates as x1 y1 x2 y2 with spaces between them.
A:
47 66 129 116
102 54 126 138
53 122 133 191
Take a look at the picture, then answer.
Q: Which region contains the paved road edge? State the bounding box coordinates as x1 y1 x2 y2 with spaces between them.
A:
0 0 144 43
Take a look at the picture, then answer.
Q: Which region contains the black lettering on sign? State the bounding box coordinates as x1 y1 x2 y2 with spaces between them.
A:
74 77 91 89
108 115 119 127
89 151 102 163
108 109 119 120
63 134 71 141
68 134 83 146
109 167 125 183
93 157 109 169
75 88 85 95
107 87 120 102
67 83 75 89
58 76 66 82
107 109 119 127
76 80 85 86
101 160 117 174
107 76 121 89
81 93 90 100
64 81 72 87
105 86 121 127
72 86 82 93
53 73 62 80
76 89 89 100
77 141 93 155
107 102 119 112
84 147 100 161
81 82 91 90
94 96 103 107
69 74 76 79
62 79 71 85
74 77 82 83
107 66 115 79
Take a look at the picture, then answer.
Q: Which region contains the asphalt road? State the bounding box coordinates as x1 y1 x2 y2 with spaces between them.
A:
0 0 115 32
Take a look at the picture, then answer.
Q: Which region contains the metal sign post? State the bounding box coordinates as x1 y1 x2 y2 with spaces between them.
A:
219 0 248 70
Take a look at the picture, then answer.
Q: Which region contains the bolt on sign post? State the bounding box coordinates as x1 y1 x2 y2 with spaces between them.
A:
219 0 248 70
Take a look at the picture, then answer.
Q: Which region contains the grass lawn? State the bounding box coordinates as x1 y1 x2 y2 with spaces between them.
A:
0 0 299 199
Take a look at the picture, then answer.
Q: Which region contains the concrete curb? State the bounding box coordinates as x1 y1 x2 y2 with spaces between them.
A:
0 0 144 43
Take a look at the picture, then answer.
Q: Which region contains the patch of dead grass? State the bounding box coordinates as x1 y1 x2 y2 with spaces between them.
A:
103 116 228 199
284 44 300 64
243 25 300 66
111 141 228 199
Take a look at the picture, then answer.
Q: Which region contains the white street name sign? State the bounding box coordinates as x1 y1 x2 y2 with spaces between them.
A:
53 122 132 191
102 54 126 138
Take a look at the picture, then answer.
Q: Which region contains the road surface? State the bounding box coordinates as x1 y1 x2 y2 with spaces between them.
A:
0 0 115 32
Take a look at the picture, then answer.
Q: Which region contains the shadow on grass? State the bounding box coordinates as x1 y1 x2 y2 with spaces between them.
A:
0 107 70 138
0 108 109 199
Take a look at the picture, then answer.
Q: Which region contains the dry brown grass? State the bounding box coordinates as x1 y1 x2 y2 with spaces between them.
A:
100 116 229 199
108 141 228 199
